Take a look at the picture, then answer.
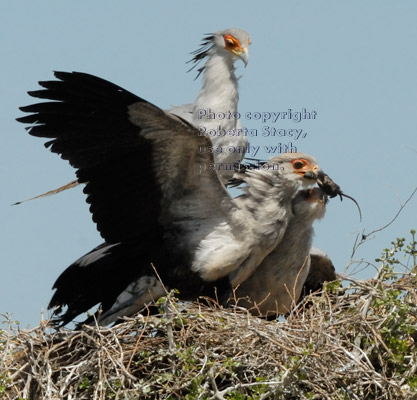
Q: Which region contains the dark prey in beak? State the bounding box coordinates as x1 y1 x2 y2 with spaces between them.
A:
304 171 362 222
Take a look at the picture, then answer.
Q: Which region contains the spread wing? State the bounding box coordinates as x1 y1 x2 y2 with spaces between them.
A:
17 72 258 319
17 71 242 247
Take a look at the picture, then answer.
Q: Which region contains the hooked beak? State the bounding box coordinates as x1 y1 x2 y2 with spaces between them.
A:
298 165 324 180
303 167 325 181
234 48 249 67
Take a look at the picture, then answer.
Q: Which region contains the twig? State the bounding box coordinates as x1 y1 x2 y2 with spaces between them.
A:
351 186 417 257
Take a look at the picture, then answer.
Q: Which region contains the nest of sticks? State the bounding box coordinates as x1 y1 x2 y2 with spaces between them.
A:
1 261 416 400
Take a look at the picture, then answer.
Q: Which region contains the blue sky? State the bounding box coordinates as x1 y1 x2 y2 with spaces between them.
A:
1 1 416 328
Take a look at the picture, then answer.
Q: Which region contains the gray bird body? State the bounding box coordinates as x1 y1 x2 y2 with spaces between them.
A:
96 157 323 326
17 70 325 326
231 188 327 317
168 28 250 183
87 154 321 326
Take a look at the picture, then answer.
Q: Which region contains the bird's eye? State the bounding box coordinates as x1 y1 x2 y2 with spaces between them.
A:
293 160 305 169
224 34 237 48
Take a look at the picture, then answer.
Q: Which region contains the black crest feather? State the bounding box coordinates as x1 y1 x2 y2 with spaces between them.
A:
186 34 215 80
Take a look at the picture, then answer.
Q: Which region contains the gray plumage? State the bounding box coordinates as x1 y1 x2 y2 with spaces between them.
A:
168 28 250 183
17 71 326 326
93 155 325 326
231 187 328 317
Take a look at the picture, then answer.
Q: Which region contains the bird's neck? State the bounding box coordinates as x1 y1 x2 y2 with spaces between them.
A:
237 172 300 228
267 222 315 266
194 52 239 126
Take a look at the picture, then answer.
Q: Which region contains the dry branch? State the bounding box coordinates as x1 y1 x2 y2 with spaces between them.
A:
1 235 416 399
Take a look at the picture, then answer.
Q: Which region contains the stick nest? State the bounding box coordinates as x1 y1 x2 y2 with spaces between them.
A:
1 266 416 399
